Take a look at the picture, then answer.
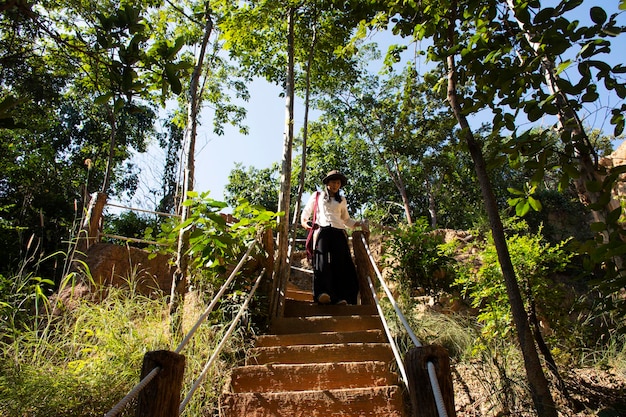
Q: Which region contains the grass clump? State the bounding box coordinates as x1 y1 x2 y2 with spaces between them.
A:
0 284 171 417
0 280 255 417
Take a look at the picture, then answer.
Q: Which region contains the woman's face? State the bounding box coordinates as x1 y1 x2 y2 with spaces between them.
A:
326 178 342 194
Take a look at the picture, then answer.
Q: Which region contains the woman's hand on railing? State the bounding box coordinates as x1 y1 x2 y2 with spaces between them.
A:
356 219 370 237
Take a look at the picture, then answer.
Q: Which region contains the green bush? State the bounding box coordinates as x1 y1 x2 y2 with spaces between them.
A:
0 281 255 417
147 192 277 291
454 223 574 349
383 218 456 298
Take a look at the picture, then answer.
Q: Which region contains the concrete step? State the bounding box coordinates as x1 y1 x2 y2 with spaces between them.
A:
246 343 394 365
254 329 387 347
219 385 407 417
285 282 312 302
228 361 398 393
283 299 378 317
271 315 383 334
285 288 313 302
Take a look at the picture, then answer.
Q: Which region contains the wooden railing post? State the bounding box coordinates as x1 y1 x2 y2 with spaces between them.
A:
136 350 185 417
261 227 275 279
77 191 108 253
351 230 375 305
404 344 456 417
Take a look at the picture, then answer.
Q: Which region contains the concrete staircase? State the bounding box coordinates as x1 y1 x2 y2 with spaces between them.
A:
219 283 408 417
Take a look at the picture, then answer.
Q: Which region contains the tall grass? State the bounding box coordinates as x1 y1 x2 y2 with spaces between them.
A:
1 194 276 417
0 272 253 417
1 278 169 416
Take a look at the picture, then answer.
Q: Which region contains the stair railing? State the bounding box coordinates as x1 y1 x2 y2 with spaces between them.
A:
365 274 410 387
178 267 265 414
104 237 265 417
359 234 451 417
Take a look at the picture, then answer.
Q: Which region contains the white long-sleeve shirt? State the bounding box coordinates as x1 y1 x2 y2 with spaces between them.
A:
301 191 357 230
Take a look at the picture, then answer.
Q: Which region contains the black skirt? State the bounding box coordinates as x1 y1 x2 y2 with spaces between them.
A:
313 226 359 304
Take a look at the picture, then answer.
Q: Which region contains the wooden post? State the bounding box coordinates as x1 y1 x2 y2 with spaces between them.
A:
261 227 275 279
77 191 108 253
261 227 279 323
351 230 375 305
136 350 186 417
404 345 456 417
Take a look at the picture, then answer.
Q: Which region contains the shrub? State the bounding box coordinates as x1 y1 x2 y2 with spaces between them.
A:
383 218 456 298
454 223 574 349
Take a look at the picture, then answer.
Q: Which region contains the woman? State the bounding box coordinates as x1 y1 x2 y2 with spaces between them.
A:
301 170 367 305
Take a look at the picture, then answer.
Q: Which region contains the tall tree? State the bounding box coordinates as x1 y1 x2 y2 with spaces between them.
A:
216 0 377 316
308 66 458 226
0 0 163 277
169 5 216 338
442 4 557 414
362 0 626 415
225 163 280 211
1 0 250 285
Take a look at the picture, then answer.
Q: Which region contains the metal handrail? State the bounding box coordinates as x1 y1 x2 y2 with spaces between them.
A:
106 202 181 218
366 274 409 388
175 238 259 354
104 236 263 416
360 234 449 417
103 367 160 417
179 268 265 414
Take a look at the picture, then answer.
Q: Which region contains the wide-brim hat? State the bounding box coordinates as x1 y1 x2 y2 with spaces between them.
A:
322 170 347 186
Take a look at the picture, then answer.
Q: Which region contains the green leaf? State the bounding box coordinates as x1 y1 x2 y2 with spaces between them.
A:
607 207 623 225
508 197 522 207
563 0 584 12
589 191 612 210
585 180 603 192
590 221 606 232
528 196 542 211
527 103 544 122
95 93 113 105
164 63 182 95
609 165 626 176
516 201 530 217
555 60 572 76
562 163 580 179
581 90 599 102
178 218 194 229
507 187 525 196
534 7 555 24
590 6 607 25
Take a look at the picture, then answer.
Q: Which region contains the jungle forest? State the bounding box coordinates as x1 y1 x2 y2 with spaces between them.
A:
2 0 626 416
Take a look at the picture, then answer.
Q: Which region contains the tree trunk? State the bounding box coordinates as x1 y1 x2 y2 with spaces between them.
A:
356 120 413 225
426 179 437 228
393 156 413 225
453 84 557 417
101 105 117 193
289 22 317 264
271 7 295 319
169 13 213 338
504 0 611 227
444 4 557 416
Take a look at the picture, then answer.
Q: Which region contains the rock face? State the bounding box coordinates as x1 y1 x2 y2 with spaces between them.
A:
66 243 176 297
52 243 175 314
600 139 626 209
78 243 175 297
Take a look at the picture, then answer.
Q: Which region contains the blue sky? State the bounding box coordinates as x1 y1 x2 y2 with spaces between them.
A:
124 1 624 212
